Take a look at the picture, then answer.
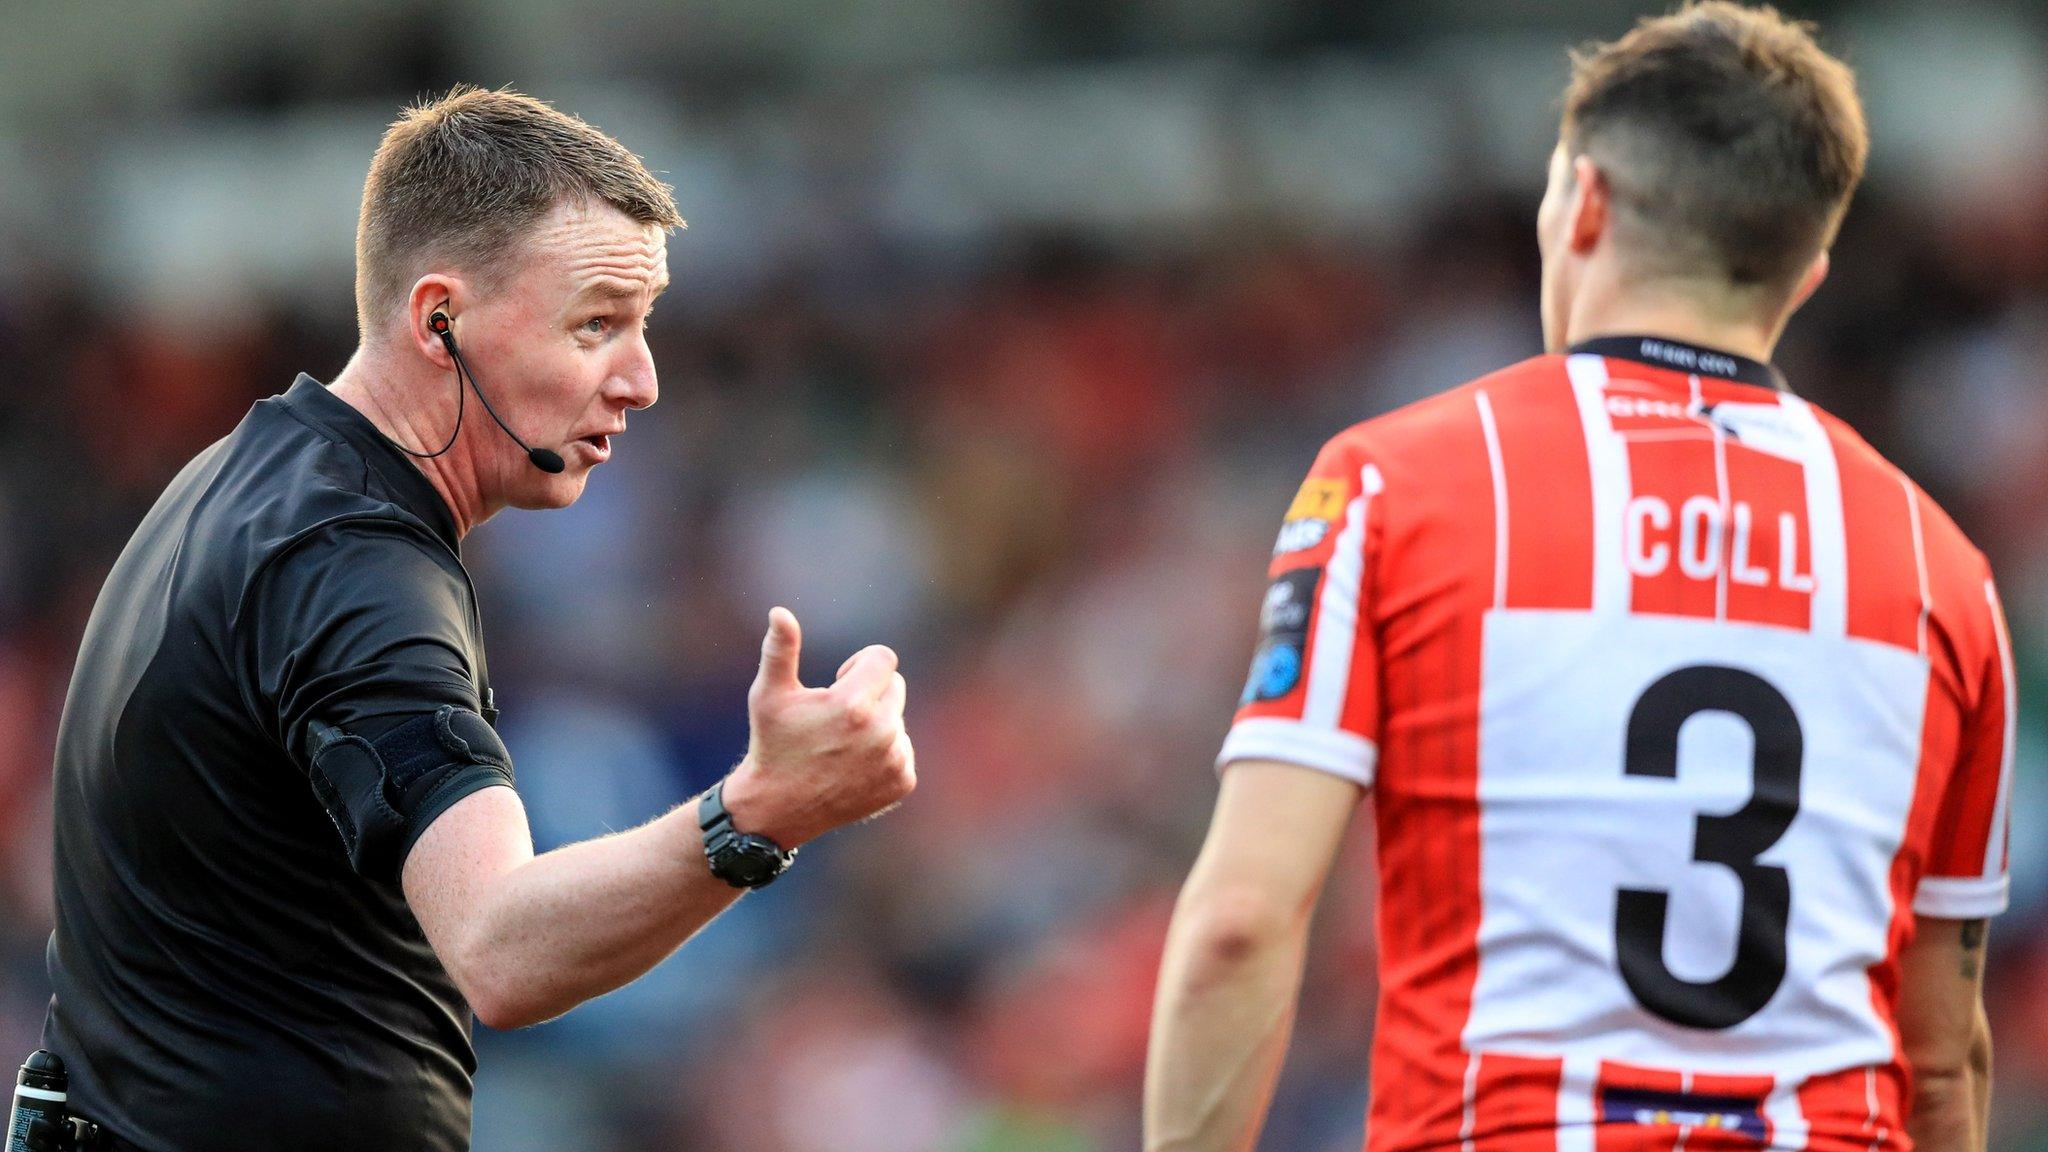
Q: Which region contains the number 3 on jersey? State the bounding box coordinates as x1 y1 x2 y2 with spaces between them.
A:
1464 610 1927 1073
1618 665 1801 1030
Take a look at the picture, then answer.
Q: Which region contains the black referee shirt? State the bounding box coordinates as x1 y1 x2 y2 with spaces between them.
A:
42 375 515 1152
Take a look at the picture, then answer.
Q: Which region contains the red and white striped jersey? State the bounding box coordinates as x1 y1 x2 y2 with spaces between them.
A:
1220 336 2015 1152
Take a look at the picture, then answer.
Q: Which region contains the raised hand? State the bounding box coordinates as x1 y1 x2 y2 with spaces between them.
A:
719 607 916 848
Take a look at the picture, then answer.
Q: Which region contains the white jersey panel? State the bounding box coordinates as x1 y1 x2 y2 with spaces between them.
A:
1463 609 1930 1076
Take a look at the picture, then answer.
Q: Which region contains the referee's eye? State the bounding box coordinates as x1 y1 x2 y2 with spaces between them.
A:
582 316 608 335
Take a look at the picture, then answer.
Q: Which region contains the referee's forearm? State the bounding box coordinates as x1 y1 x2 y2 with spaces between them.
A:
449 805 739 1029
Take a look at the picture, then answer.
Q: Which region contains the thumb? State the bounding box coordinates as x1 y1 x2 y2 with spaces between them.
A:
756 607 804 693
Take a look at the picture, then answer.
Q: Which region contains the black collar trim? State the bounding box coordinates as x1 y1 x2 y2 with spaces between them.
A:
278 374 463 550
1568 335 1786 392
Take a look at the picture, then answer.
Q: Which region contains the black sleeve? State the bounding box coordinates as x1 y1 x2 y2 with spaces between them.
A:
246 520 514 884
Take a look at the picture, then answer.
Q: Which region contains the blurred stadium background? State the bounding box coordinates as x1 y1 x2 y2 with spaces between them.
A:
2 2 2045 1149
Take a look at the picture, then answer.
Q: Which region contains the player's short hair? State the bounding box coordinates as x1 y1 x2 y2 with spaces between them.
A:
1560 2 1867 288
354 85 684 336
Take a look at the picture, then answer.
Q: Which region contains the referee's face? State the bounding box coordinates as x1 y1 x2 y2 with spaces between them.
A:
470 197 667 510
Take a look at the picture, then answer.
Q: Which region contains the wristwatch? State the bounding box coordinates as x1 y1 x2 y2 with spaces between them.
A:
699 778 797 889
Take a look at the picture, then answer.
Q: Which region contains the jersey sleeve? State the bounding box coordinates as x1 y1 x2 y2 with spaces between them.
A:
1216 433 1385 787
246 521 515 884
1913 574 2017 919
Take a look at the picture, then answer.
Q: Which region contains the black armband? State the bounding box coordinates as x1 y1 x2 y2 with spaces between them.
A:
304 706 516 882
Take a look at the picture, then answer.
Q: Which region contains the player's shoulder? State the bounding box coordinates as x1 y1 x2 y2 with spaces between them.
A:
1318 352 1569 465
1806 397 1993 583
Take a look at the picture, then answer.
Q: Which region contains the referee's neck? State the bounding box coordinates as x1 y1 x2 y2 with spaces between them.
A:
328 350 488 538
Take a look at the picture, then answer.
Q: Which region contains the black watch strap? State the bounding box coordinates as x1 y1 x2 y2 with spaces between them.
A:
697 776 735 833
699 778 796 889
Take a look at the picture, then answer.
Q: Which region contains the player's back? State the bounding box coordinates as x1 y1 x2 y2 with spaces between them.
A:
1223 337 2013 1152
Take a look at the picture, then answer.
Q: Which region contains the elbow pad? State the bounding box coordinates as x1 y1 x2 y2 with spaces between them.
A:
304 705 516 883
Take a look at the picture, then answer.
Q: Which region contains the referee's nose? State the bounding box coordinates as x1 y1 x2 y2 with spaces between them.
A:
608 336 659 411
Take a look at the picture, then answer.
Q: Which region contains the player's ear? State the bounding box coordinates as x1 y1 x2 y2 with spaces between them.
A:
1568 154 1610 256
1785 250 1831 314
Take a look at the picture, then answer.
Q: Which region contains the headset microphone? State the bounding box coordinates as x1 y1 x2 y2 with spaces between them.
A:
406 311 566 475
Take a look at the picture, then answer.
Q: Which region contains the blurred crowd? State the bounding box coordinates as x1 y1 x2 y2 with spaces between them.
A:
3 105 2048 1152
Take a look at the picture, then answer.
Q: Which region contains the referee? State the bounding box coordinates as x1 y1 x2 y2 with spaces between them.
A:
34 87 915 1151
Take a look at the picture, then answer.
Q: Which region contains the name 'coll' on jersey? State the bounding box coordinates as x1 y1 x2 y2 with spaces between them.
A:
1221 338 2015 1152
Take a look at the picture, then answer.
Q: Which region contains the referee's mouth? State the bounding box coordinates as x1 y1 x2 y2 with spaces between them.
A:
573 430 618 462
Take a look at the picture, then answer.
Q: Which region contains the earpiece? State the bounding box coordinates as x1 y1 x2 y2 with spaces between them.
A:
395 309 566 475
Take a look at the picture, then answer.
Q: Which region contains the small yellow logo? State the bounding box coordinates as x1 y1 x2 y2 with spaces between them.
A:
1285 478 1347 523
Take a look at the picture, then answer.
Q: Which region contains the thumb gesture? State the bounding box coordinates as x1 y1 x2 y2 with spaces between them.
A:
751 606 804 706
726 607 917 849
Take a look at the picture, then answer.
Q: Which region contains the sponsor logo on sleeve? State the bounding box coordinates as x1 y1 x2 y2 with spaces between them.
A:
1285 478 1348 523
1240 567 1320 704
1274 476 1347 555
1273 516 1329 555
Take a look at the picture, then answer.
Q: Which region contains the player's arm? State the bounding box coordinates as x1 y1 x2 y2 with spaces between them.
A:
1897 916 1992 1152
1901 564 2016 1152
1145 761 1361 1152
1147 433 1382 1150
404 608 912 1029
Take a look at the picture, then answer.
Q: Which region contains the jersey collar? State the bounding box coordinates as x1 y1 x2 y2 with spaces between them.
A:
1567 334 1787 392
279 374 464 551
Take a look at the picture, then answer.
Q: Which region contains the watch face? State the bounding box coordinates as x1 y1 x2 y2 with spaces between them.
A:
714 835 785 887
728 851 773 885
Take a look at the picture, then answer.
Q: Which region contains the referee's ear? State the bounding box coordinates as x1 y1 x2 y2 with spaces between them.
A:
404 273 466 368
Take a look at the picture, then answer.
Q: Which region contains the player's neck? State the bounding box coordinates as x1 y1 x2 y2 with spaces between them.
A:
328 346 495 539
1564 277 1783 365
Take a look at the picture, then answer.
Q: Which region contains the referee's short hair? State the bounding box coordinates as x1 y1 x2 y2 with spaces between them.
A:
1561 2 1868 289
354 85 685 336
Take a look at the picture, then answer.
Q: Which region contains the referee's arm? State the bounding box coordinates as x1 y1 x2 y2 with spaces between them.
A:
1145 761 1361 1152
254 523 912 1032
403 785 738 1029
406 607 913 1029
